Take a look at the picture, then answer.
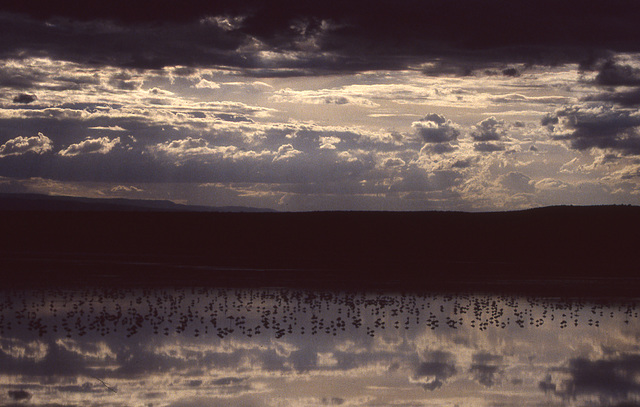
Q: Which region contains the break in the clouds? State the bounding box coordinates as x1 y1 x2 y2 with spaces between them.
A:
0 1 638 209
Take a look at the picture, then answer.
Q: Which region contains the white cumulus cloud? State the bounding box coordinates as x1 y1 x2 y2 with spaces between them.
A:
58 137 121 157
0 132 53 157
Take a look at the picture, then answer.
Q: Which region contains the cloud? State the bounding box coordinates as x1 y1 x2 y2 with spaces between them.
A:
273 143 303 161
0 132 53 157
151 137 212 158
543 104 640 155
12 93 37 104
195 78 221 89
535 178 571 191
583 88 640 106
489 93 570 105
185 379 203 387
595 60 640 86
0 62 47 89
55 339 116 361
321 397 345 405
474 143 505 152
211 377 246 386
499 172 535 193
471 117 505 141
412 114 460 144
502 67 519 77
0 13 247 71
470 353 503 387
389 166 462 193
420 143 458 155
270 88 377 107
214 113 253 123
166 395 263 407
87 126 127 131
3 0 638 75
8 390 32 401
110 185 143 192
150 137 276 173
382 157 405 168
58 137 121 157
289 347 318 372
411 351 457 391
546 354 640 400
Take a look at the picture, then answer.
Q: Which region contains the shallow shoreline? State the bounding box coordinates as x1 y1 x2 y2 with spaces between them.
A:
1 253 638 300
0 206 638 298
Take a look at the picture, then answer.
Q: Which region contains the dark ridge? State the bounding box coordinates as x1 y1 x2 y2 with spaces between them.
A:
0 205 638 297
0 193 276 212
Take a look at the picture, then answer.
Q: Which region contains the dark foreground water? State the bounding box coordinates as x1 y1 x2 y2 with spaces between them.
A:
1 286 639 407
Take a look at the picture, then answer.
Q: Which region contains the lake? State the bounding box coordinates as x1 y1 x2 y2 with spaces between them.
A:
1 286 638 407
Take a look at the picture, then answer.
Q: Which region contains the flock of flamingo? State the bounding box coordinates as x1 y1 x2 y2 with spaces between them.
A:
0 287 637 339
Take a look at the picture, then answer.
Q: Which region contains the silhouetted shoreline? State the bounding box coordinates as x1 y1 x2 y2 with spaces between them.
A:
0 201 638 297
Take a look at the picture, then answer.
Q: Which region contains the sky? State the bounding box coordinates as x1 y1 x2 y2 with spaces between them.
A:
2 288 640 407
2 0 640 210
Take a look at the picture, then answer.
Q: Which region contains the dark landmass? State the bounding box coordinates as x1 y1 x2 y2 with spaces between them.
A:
0 196 638 298
0 193 276 212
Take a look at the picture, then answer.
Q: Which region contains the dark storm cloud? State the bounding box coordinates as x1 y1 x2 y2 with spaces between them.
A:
12 94 36 104
185 380 203 387
595 61 640 87
412 351 457 391
0 65 46 89
543 105 640 155
502 67 520 77
55 384 101 394
471 117 505 142
474 143 505 152
412 114 460 144
0 13 246 71
2 0 640 74
7 390 31 401
538 375 556 394
321 397 345 405
583 88 640 106
211 377 246 386
452 158 474 168
415 361 456 379
420 143 458 154
470 353 503 387
214 114 253 123
546 355 640 400
471 364 500 387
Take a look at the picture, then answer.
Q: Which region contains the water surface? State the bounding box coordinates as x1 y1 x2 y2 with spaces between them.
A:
1 287 639 407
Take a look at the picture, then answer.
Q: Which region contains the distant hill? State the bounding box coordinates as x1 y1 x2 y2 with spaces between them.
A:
0 193 276 212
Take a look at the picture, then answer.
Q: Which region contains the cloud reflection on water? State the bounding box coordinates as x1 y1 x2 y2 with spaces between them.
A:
1 288 639 407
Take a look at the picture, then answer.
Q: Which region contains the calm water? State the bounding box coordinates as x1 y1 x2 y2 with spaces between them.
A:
1 287 639 407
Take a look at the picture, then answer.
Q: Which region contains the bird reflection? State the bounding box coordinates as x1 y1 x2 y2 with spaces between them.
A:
0 288 637 339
